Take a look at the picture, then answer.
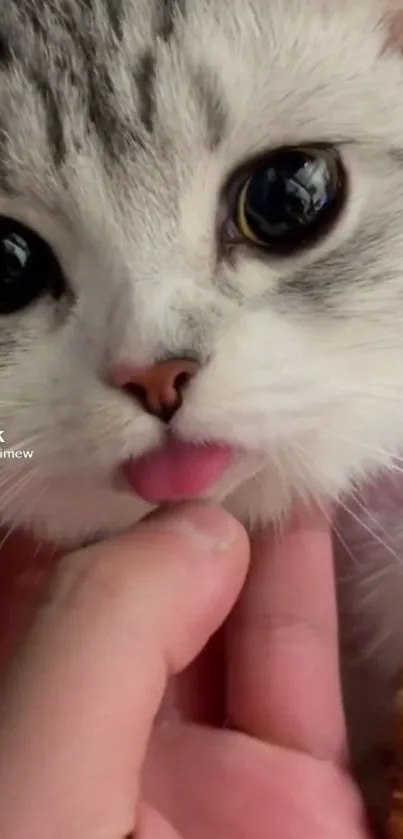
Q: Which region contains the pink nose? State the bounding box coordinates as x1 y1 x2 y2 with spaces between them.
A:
113 358 200 423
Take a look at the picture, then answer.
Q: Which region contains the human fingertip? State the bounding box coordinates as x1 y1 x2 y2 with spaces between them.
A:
149 502 249 554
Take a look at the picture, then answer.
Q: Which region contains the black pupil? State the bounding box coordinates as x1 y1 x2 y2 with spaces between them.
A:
0 218 64 314
243 149 340 247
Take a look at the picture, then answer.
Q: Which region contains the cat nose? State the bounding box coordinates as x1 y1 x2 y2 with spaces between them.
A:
113 358 200 423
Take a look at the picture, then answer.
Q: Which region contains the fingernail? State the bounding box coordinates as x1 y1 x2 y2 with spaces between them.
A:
159 503 245 552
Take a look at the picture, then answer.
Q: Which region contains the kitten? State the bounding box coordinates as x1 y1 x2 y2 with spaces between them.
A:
1 0 403 827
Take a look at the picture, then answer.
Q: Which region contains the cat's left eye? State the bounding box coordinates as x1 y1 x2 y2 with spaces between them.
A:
231 146 346 254
0 217 65 314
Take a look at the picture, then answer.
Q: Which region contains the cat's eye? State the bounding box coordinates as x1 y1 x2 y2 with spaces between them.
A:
233 146 345 253
0 217 65 314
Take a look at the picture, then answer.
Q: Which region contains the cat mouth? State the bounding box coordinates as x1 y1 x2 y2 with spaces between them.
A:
122 436 234 504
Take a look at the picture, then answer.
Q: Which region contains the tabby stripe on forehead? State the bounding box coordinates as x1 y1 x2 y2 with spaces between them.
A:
103 0 124 41
134 0 187 133
134 50 157 133
87 65 145 161
160 0 186 40
20 0 48 36
0 30 12 68
33 74 66 167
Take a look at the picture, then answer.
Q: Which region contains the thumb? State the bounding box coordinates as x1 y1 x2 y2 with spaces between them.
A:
0 504 249 839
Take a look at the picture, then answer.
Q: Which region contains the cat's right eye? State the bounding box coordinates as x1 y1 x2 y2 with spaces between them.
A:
228 145 346 255
0 217 65 314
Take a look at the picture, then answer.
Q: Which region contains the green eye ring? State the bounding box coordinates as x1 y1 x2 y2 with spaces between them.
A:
236 176 262 244
233 145 345 254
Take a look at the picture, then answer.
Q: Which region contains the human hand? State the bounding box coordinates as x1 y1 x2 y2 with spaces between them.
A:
0 504 373 838
144 507 373 839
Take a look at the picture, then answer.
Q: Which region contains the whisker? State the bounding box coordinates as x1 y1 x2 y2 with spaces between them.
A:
337 495 403 570
291 440 401 578
320 432 403 473
0 469 39 511
0 522 17 555
348 484 401 556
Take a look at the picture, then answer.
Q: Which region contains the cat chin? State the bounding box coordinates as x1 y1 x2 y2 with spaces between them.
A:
0 430 393 547
0 457 269 547
0 481 153 548
0 455 329 547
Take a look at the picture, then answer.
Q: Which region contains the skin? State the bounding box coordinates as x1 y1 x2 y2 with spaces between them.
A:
0 504 374 839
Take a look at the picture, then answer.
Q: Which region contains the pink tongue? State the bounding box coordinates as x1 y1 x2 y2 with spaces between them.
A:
124 438 232 503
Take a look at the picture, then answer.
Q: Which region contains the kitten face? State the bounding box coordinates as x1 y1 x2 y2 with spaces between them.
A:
0 0 402 544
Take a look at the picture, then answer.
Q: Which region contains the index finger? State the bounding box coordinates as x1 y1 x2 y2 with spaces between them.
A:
0 504 249 839
226 506 348 765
